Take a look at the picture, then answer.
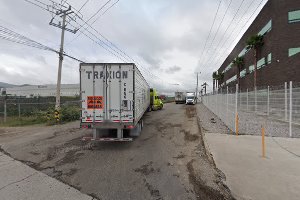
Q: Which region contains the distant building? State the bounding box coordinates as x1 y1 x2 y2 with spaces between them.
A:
5 84 79 97
218 0 300 90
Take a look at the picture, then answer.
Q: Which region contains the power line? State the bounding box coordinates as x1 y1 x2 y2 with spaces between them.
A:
48 1 170 84
24 0 177 85
209 0 266 71
0 25 56 52
200 0 233 69
66 0 120 46
77 0 112 32
78 0 90 12
67 17 168 83
198 0 222 67
0 24 84 63
202 0 247 70
90 0 120 25
24 0 56 14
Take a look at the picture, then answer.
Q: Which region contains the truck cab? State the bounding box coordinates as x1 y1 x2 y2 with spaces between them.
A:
186 92 196 105
150 88 163 111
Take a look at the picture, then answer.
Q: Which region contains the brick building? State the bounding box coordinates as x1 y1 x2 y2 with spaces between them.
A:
218 0 300 90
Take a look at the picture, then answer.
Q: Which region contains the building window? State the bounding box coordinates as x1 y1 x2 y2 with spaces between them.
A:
238 47 250 57
240 69 246 78
267 53 272 64
258 20 272 36
288 47 300 57
249 65 254 73
257 57 266 69
288 10 300 23
223 63 233 73
226 75 237 84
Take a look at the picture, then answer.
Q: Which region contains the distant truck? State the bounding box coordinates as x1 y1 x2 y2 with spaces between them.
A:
80 63 150 141
150 88 163 111
175 92 186 104
186 92 196 105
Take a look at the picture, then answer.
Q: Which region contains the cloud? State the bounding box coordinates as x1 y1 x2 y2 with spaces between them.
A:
165 65 181 74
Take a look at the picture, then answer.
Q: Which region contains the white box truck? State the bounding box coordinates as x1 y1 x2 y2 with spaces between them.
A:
80 63 150 141
175 92 186 104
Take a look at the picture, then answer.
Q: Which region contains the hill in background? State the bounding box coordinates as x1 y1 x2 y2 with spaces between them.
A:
0 82 18 88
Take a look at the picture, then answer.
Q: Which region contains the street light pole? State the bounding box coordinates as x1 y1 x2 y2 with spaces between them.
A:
195 72 201 103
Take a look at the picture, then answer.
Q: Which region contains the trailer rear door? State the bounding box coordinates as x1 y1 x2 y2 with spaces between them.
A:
80 63 134 124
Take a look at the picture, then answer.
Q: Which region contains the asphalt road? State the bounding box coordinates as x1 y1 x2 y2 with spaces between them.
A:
0 103 234 200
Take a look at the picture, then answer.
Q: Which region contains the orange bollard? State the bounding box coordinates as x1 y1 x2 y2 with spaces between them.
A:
262 126 266 158
235 113 239 136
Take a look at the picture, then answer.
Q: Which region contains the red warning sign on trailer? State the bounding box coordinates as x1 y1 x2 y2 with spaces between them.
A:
87 96 104 109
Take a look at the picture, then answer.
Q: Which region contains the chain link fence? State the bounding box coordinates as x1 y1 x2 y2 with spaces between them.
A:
202 81 300 138
0 96 81 126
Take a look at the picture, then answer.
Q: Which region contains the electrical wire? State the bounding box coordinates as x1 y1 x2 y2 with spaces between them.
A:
0 25 84 63
209 0 266 71
200 0 233 69
202 0 247 70
24 0 178 85
198 0 222 67
78 0 90 12
76 0 112 32
66 0 120 46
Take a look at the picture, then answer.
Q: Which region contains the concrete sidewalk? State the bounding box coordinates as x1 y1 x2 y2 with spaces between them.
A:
0 152 94 200
204 133 300 200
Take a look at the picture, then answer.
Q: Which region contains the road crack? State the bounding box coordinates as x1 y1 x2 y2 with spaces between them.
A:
0 172 38 191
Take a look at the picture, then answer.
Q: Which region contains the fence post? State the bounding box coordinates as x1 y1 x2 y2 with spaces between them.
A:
262 126 266 158
235 84 238 133
285 82 287 121
226 86 229 126
18 103 21 118
4 98 7 123
246 88 249 112
289 81 292 138
255 87 257 112
267 86 270 116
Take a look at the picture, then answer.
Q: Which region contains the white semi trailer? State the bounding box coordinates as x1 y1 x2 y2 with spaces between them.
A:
175 92 186 104
80 63 150 141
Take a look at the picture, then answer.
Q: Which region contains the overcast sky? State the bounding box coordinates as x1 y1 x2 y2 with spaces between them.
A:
0 0 268 93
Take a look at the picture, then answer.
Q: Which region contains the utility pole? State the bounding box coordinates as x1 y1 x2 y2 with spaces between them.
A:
49 5 78 112
195 72 201 103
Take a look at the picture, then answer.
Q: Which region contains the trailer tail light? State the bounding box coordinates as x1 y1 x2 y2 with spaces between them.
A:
81 124 91 129
127 125 134 129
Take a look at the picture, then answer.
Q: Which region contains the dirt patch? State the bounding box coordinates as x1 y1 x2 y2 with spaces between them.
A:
181 129 199 141
56 151 84 166
156 122 182 139
46 128 80 140
64 168 78 177
143 178 163 200
0 129 6 135
41 167 63 178
173 153 185 159
134 161 156 176
156 123 182 132
185 106 196 118
187 160 233 200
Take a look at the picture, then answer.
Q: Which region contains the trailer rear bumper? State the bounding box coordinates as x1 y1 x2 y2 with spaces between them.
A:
82 136 133 142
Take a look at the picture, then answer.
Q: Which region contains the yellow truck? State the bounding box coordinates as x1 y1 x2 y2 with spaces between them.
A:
149 88 163 111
